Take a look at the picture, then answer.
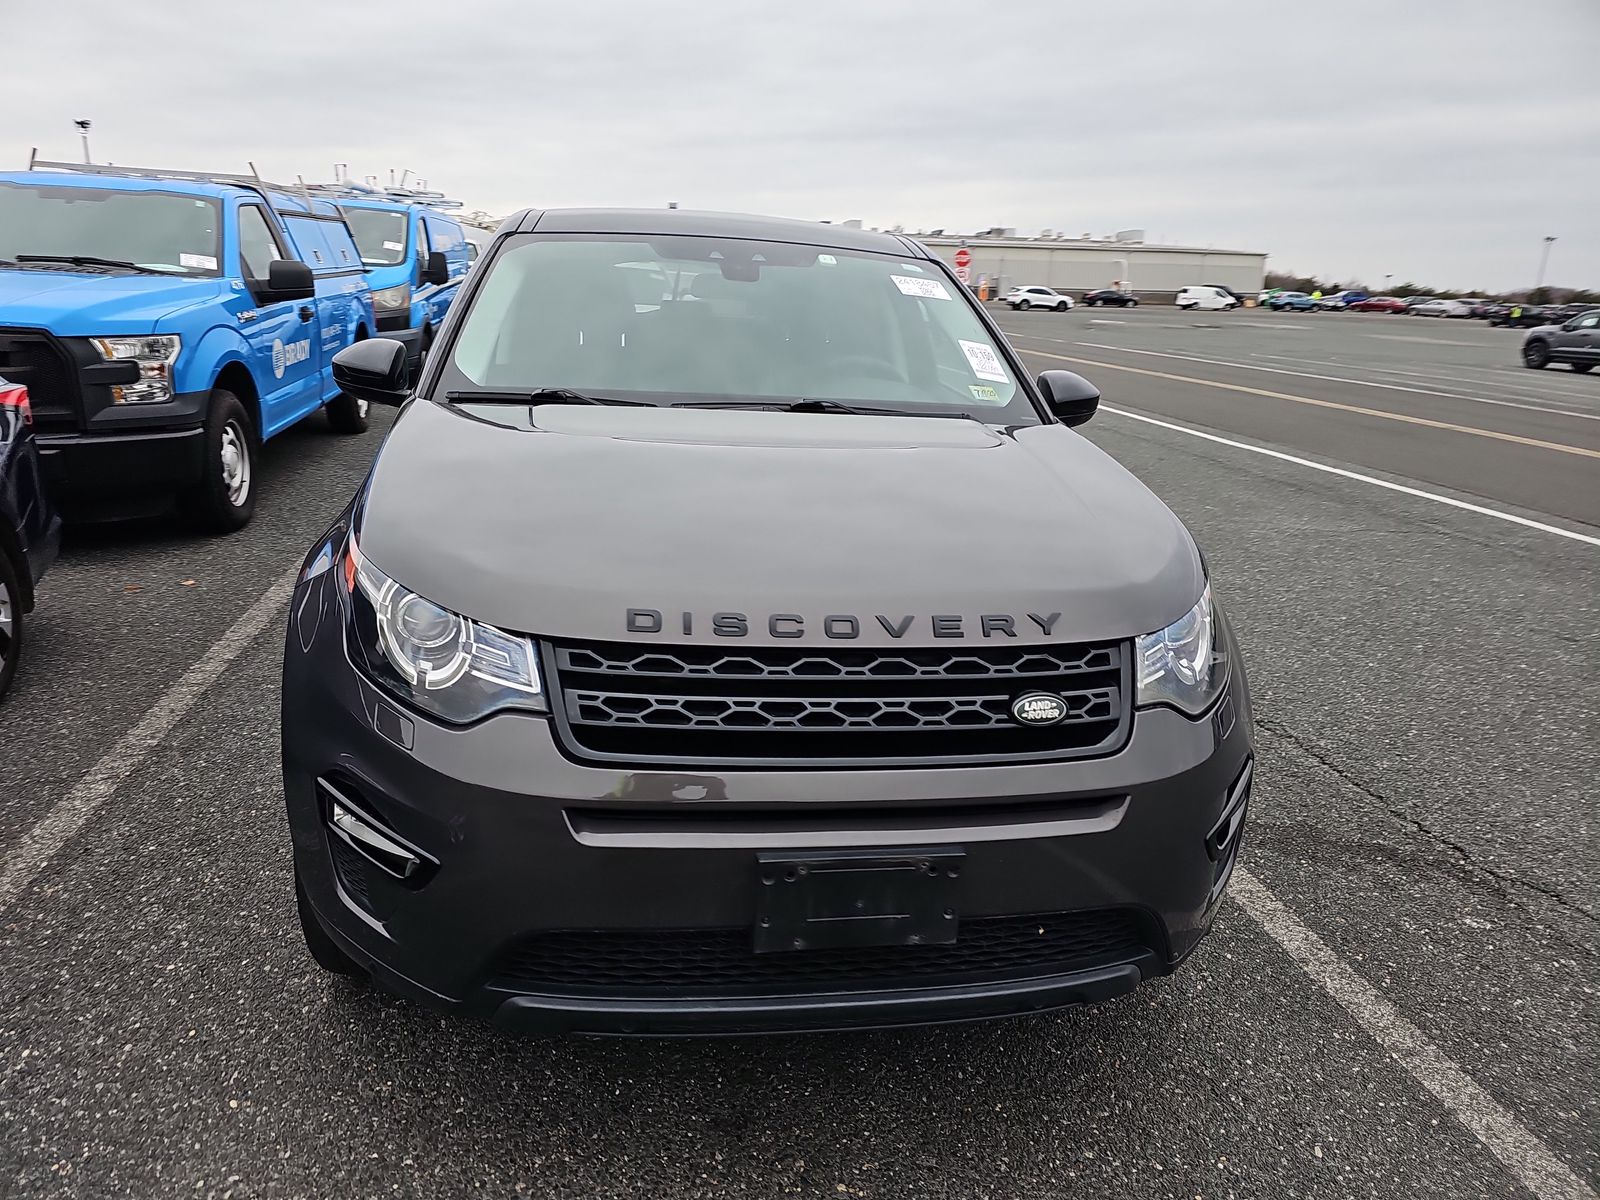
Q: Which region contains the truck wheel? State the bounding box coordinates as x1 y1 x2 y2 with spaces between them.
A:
296 869 367 979
0 550 22 702
325 392 370 435
181 390 257 533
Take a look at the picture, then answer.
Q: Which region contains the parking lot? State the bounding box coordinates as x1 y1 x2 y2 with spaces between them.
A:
2 307 1597 1198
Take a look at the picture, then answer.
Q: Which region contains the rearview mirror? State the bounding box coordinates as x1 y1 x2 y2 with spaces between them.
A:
332 338 410 407
263 259 315 303
422 250 450 287
1036 370 1100 427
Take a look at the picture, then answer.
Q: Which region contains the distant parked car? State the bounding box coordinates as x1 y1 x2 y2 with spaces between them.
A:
1081 289 1139 307
1316 290 1369 311
1521 309 1599 372
0 377 60 701
1268 292 1318 311
1466 299 1499 319
1202 283 1247 303
1351 295 1407 314
1409 298 1473 318
1402 296 1434 310
1485 303 1548 327
1003 285 1073 312
1176 285 1240 311
1547 302 1600 323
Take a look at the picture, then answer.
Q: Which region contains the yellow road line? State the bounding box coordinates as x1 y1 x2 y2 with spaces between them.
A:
1019 348 1600 460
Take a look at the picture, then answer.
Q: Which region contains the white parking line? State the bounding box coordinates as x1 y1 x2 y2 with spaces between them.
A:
1231 869 1598 1200
0 571 297 914
1096 403 1600 548
1248 354 1600 407
1051 340 1600 422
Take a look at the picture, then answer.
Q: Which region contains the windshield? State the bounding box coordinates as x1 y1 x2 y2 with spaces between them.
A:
0 181 222 275
446 234 1031 419
340 206 409 265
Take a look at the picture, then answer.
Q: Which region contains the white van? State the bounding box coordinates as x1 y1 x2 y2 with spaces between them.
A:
1176 286 1241 311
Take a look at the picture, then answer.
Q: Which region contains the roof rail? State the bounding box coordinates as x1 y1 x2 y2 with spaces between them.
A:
23 156 315 209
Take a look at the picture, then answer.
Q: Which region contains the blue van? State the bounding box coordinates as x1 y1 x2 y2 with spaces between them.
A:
322 189 472 369
0 161 376 532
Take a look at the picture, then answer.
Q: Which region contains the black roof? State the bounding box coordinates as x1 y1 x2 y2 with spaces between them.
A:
510 208 923 256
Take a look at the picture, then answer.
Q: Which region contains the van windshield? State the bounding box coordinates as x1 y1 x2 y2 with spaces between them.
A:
0 182 222 275
446 234 1033 420
341 207 409 265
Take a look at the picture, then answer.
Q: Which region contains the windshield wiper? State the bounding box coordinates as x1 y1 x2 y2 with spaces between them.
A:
675 398 908 416
15 254 171 276
444 388 654 408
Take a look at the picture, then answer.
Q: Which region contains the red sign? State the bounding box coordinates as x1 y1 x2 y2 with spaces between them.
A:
954 248 972 269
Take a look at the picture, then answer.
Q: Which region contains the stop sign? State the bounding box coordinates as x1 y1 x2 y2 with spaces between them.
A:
954 248 972 269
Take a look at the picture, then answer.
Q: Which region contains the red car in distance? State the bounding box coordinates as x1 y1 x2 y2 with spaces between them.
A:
1351 295 1407 313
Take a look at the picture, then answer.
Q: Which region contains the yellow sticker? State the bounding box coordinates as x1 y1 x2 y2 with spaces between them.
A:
968 385 1000 402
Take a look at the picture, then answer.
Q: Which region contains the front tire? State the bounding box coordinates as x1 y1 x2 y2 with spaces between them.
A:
0 551 22 703
1128 299 1138 307
1055 301 1069 312
297 870 367 978
180 390 257 533
1522 341 1550 370
1018 299 1031 311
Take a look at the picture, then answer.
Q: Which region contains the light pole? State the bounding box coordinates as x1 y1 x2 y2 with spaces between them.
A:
73 119 92 164
1535 236 1557 290
1384 273 1393 292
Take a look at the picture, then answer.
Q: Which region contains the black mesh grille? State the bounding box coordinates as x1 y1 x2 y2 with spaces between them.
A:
494 909 1150 997
548 641 1129 767
330 838 370 907
0 328 80 434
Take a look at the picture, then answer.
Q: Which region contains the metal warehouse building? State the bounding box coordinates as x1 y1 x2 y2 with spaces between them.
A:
919 232 1267 300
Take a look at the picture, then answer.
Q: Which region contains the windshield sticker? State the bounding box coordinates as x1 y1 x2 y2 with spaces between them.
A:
968 384 1000 402
892 274 950 301
959 340 1009 383
179 253 217 271
817 254 836 265
383 240 404 251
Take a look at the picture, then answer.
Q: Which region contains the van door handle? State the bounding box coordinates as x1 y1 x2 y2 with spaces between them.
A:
298 306 314 322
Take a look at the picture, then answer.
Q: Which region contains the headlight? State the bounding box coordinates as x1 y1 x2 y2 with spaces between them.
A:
342 533 545 723
1135 583 1228 716
371 283 412 312
91 335 181 404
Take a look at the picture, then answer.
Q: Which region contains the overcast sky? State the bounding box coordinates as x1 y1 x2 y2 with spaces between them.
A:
4 2 1597 290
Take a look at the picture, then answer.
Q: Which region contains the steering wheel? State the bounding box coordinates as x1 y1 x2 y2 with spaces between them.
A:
829 354 903 382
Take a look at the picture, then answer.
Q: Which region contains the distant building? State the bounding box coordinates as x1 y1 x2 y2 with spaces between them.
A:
918 231 1267 298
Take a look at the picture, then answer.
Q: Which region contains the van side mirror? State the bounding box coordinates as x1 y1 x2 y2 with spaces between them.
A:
422 251 450 287
1036 370 1100 427
332 338 410 407
262 259 315 303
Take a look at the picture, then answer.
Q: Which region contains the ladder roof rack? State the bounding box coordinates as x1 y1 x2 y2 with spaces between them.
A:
23 156 331 211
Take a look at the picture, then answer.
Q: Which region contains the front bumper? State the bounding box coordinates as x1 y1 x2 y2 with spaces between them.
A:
282 573 1255 1035
37 423 206 500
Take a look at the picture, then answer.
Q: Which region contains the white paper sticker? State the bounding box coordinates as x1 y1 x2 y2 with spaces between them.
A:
892 274 950 301
383 240 404 251
959 339 1008 383
179 253 217 270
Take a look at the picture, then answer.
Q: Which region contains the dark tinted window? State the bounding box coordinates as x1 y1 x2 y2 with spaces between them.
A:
237 204 283 279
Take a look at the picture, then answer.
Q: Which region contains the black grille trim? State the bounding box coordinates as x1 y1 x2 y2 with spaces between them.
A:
0 327 82 434
492 909 1154 998
546 640 1131 768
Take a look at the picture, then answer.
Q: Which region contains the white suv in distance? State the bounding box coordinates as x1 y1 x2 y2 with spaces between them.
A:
1004 285 1073 312
1175 285 1241 311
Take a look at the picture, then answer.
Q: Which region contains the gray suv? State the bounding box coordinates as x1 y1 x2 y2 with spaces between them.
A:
1521 308 1599 372
281 209 1255 1035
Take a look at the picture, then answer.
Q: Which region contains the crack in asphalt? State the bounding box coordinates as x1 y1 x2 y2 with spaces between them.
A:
1254 717 1600 935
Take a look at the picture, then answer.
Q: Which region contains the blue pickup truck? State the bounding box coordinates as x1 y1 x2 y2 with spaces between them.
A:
0 162 376 532
311 185 473 369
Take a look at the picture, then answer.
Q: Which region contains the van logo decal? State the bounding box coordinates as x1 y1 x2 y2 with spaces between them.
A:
271 338 311 379
1010 692 1069 727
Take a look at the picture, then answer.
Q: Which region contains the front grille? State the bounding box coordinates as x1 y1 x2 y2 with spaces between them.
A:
548 640 1129 767
0 328 81 434
330 837 371 907
493 909 1150 997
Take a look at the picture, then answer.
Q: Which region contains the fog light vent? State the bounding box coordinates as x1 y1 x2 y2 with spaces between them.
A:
318 778 424 880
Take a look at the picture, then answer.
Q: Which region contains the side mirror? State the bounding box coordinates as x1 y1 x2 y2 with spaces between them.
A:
1036 369 1100 427
422 250 450 287
332 338 410 407
262 259 315 302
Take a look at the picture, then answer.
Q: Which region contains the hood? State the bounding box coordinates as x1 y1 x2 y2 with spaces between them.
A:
357 402 1205 646
0 268 225 334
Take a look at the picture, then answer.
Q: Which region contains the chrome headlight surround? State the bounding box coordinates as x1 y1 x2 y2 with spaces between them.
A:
1135 583 1229 717
91 335 182 404
340 532 545 723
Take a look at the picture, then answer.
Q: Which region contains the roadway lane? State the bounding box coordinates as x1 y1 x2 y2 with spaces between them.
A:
1 328 1596 1196
995 306 1600 526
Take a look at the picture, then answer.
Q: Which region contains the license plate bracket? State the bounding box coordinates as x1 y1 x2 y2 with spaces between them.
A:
754 848 963 953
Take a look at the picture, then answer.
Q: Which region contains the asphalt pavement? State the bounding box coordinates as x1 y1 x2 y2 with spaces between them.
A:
1 308 1596 1199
